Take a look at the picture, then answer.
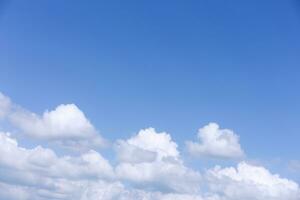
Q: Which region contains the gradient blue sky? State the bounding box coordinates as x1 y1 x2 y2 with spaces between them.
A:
0 0 300 179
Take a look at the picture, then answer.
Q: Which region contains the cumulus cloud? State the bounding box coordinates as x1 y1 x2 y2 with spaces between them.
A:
116 161 202 194
206 162 300 200
0 127 299 200
115 140 157 164
0 132 114 180
0 131 115 199
115 128 201 194
1 92 300 200
0 92 106 149
115 128 179 163
186 123 244 159
0 131 204 200
10 104 97 140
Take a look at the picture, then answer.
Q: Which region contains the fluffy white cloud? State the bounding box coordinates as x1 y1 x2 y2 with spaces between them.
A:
186 123 244 159
115 128 201 194
116 161 202 194
10 104 97 140
115 128 179 163
206 162 300 200
0 131 204 199
115 140 157 163
1 92 300 200
0 132 114 184
0 92 106 149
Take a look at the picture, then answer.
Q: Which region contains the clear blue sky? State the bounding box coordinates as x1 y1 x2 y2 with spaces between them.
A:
0 0 300 175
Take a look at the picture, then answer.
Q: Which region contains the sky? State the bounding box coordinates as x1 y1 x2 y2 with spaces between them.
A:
0 0 300 200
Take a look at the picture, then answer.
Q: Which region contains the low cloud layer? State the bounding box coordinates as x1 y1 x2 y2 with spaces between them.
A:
0 92 299 200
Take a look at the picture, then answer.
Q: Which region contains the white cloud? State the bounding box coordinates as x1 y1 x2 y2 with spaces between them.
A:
116 161 202 194
0 131 204 199
79 180 219 200
0 129 299 200
115 140 157 164
115 128 179 163
0 92 106 149
80 181 215 200
0 131 116 200
186 123 244 159
1 92 300 200
115 128 201 194
206 162 300 200
0 132 114 183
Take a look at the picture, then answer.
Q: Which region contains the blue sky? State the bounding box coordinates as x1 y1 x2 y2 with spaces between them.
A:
0 1 300 199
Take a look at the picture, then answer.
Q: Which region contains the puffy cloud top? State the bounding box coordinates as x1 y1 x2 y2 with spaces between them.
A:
10 104 98 140
115 128 179 163
186 123 244 159
0 131 115 199
207 162 300 200
0 92 299 200
115 128 201 194
0 132 114 181
0 92 106 149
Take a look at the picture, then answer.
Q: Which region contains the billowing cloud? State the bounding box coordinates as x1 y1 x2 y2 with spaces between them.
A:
0 131 204 199
0 131 115 200
0 132 114 181
115 140 157 164
115 128 201 194
0 92 299 200
206 162 300 200
0 92 106 149
10 104 97 140
115 128 179 163
186 123 244 159
116 161 202 194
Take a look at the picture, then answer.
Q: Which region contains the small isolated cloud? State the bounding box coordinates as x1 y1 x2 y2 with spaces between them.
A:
186 123 244 159
206 162 300 200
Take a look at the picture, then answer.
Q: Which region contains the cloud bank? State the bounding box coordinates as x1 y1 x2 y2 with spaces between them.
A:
0 92 299 200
